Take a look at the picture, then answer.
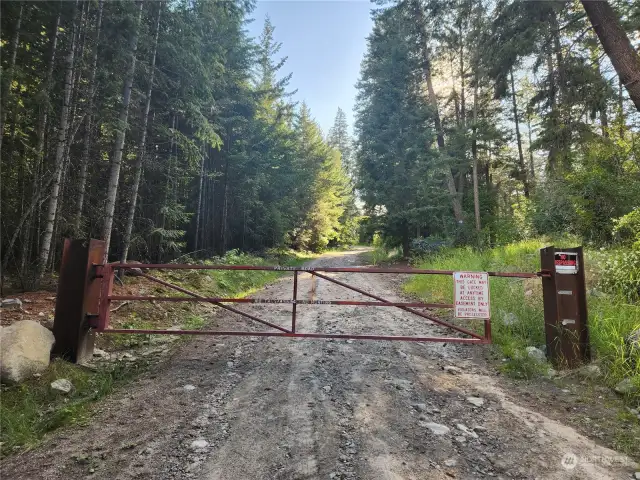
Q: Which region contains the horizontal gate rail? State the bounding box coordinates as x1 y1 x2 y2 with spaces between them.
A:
112 263 548 278
99 329 486 343
108 295 453 309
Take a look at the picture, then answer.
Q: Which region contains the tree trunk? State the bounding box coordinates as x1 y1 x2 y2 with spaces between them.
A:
459 27 465 129
402 231 410 259
617 78 626 138
472 76 481 232
426 56 463 222
546 48 559 173
37 5 79 281
450 55 461 127
510 67 529 197
526 110 535 182
194 143 205 251
73 0 104 234
582 0 640 110
34 12 61 181
600 107 609 137
0 3 23 157
120 3 161 265
102 1 143 261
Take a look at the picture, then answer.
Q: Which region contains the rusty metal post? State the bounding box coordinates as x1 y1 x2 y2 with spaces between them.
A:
52 239 105 363
540 246 590 368
292 271 298 333
484 318 492 344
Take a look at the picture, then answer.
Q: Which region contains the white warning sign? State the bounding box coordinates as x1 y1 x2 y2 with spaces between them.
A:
454 272 490 319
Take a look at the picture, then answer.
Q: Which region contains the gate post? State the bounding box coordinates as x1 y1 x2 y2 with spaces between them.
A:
540 246 590 368
52 239 105 363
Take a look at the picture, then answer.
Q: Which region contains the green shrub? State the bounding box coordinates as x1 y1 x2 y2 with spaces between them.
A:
410 236 450 256
613 208 640 250
598 250 640 302
527 180 578 237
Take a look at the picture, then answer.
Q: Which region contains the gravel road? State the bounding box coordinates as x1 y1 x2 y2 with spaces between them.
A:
2 248 637 480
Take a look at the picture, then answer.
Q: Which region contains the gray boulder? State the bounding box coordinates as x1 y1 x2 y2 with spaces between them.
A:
123 261 146 277
577 364 602 380
51 378 73 394
0 320 55 383
614 378 639 396
1 298 23 310
525 346 546 363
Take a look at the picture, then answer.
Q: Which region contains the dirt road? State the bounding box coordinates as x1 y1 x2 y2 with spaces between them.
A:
2 249 637 480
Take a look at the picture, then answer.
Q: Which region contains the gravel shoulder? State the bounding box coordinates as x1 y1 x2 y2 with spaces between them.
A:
2 248 638 480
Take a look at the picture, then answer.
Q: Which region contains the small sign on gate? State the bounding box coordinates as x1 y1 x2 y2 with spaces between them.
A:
554 251 579 274
453 272 490 319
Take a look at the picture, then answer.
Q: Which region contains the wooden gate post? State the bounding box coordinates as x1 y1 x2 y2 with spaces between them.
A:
52 239 105 363
540 246 590 368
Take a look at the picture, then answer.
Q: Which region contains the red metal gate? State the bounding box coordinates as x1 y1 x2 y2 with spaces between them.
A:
91 263 546 345
53 239 592 367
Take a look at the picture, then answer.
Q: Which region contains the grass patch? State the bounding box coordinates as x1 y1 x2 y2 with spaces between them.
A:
0 359 145 457
183 314 205 330
404 239 640 395
108 313 156 348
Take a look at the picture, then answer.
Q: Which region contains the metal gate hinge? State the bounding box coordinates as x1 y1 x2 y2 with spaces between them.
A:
89 264 105 281
86 313 99 327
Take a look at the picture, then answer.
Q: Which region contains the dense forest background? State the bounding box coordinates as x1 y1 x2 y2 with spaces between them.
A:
356 0 640 257
1 0 639 291
0 0 359 289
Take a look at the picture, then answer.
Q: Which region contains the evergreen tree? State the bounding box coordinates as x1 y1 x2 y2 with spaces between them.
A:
327 108 353 177
355 5 444 256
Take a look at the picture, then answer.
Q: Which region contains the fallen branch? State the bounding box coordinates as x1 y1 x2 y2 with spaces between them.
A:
110 301 130 313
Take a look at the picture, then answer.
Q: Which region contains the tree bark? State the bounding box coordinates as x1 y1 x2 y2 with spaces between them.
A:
120 3 162 265
459 25 465 128
194 143 205 251
37 4 79 281
0 3 24 157
34 11 61 193
102 1 144 261
582 0 640 110
526 110 535 182
546 47 559 173
73 0 104 234
510 67 529 197
472 74 481 232
3 177 54 270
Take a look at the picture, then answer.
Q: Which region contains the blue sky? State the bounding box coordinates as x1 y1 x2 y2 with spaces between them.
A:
247 1 374 136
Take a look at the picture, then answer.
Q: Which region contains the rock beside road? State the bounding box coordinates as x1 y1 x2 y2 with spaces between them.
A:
1 298 23 310
443 365 462 375
577 364 602 380
422 422 450 435
466 396 485 407
525 346 546 363
51 379 73 394
190 439 209 450
0 320 55 383
614 378 639 396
